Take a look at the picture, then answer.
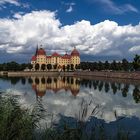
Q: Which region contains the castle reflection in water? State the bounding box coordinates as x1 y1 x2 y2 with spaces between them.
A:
7 76 140 103
30 76 80 97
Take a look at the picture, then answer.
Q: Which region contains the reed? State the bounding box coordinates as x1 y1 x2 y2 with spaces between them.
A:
0 94 130 140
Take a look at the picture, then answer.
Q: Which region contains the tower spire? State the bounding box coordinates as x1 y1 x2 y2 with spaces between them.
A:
35 44 38 56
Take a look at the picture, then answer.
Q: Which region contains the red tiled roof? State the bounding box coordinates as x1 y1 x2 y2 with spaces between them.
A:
37 48 46 55
52 52 60 57
46 56 52 58
71 48 80 56
31 56 36 61
62 54 71 59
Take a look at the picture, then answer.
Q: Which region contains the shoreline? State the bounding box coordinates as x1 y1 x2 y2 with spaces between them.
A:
0 71 140 80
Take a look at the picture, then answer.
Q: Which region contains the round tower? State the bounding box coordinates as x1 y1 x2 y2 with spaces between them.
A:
71 47 80 69
36 46 46 71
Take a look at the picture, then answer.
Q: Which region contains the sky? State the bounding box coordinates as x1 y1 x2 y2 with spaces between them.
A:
0 0 140 62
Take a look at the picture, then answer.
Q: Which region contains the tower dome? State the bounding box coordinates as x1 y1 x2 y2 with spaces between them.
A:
71 47 80 56
37 48 46 55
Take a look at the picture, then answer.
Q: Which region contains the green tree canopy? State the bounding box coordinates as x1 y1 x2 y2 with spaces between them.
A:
133 54 140 71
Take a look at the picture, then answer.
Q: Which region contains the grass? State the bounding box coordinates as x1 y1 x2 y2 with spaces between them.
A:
0 93 130 140
0 94 35 140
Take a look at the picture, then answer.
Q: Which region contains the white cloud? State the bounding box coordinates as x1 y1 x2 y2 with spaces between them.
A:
66 5 73 13
93 0 139 14
0 10 140 60
0 0 20 6
65 2 75 13
0 0 30 10
13 12 23 19
124 4 139 13
129 45 140 53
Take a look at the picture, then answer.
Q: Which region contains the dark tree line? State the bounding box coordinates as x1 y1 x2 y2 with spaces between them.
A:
80 59 131 71
79 55 140 71
0 61 31 71
0 54 139 71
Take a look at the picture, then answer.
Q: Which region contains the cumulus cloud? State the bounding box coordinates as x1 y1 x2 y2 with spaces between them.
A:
0 10 140 61
0 0 30 10
92 0 139 14
129 45 140 53
0 0 20 6
66 5 73 13
65 2 75 13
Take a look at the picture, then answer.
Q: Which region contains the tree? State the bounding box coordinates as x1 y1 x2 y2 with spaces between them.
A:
122 59 129 71
133 54 140 71
23 63 29 70
98 61 104 71
35 63 39 71
6 61 20 71
47 64 52 71
41 64 46 71
117 62 122 71
104 61 110 70
111 60 117 70
0 64 3 71
92 62 98 71
80 62 87 70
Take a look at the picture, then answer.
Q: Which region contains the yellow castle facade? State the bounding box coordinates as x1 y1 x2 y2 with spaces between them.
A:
31 45 80 71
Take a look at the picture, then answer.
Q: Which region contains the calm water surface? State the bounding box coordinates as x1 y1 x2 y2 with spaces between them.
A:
0 76 140 139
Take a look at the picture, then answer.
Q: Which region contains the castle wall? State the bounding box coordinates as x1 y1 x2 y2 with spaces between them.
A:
31 47 80 71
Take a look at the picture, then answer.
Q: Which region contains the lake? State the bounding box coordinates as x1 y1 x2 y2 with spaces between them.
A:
0 76 140 139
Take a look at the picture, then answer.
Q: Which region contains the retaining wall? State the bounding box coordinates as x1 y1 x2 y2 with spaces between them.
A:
0 71 140 80
75 71 140 80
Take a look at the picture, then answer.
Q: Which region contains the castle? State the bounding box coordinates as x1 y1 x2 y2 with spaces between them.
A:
31 45 80 71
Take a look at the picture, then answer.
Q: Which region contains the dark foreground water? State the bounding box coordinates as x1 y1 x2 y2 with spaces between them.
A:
0 76 140 139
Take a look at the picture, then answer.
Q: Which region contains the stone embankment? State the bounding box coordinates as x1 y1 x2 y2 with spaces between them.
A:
74 71 140 80
0 71 140 80
0 71 59 77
